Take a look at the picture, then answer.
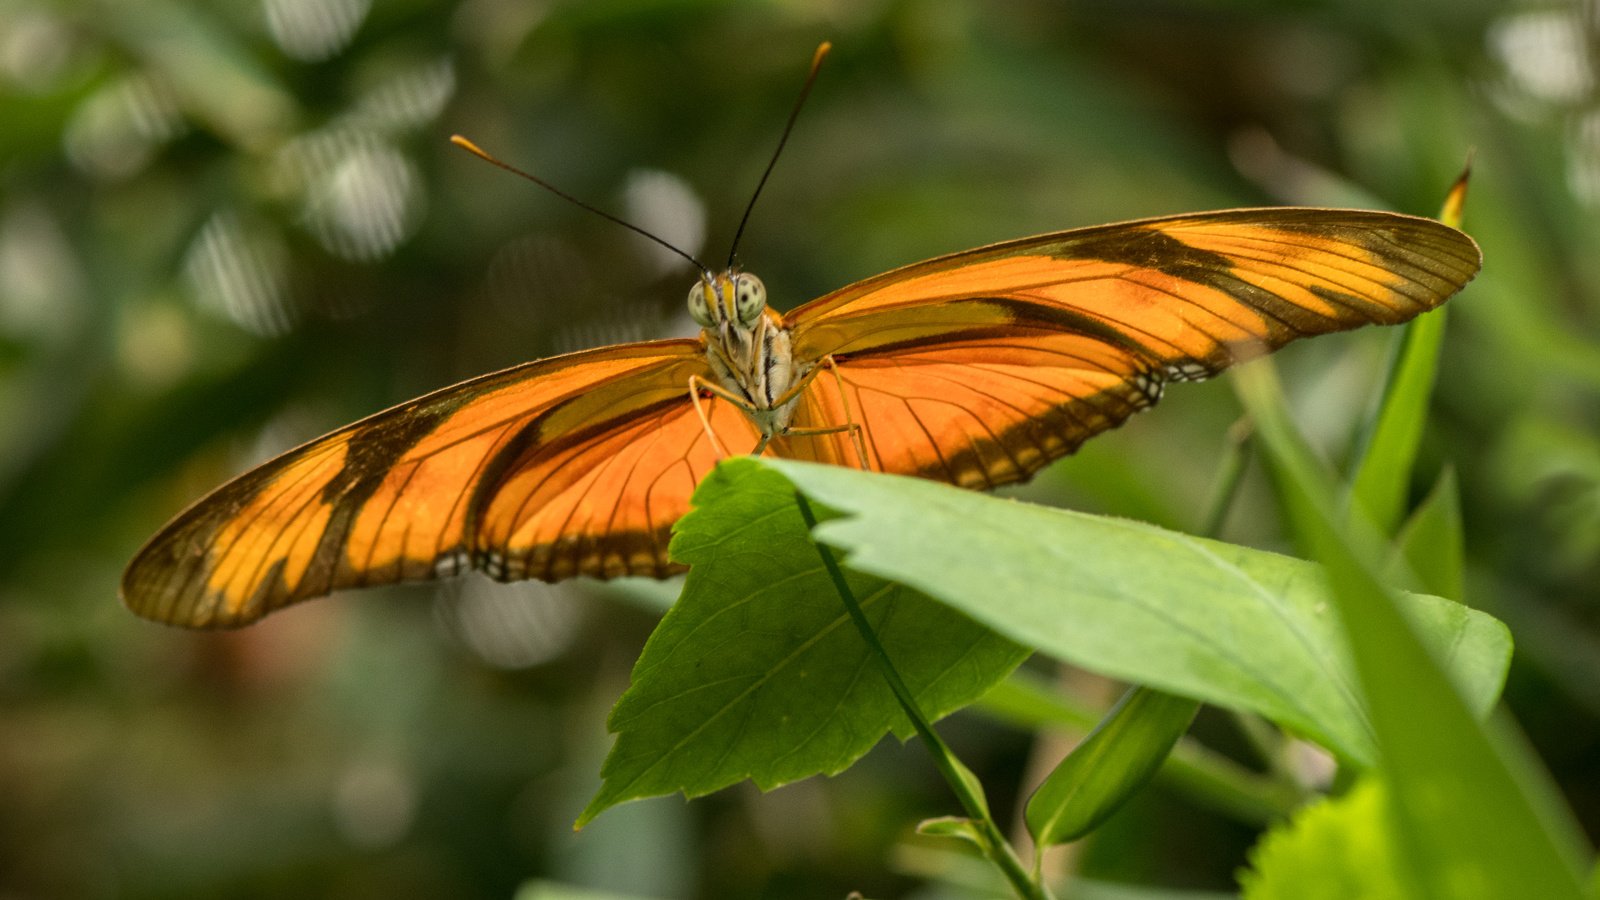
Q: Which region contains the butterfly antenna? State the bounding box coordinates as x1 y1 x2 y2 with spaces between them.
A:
725 41 832 270
450 134 711 278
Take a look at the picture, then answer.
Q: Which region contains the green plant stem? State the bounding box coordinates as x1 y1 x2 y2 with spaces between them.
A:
1200 418 1253 539
795 492 1049 900
1201 420 1302 790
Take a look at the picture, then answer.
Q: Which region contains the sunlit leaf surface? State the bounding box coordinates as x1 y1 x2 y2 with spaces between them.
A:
753 457 1509 767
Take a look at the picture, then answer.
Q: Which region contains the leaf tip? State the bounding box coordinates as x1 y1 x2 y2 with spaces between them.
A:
1441 154 1473 228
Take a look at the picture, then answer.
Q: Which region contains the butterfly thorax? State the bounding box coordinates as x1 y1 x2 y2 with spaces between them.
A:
689 271 807 437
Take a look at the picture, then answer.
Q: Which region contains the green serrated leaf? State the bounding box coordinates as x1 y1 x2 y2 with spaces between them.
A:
1238 779 1404 900
578 462 1028 827
754 457 1510 766
1026 686 1199 848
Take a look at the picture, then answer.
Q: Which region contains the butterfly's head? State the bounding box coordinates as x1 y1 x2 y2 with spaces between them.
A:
688 271 768 333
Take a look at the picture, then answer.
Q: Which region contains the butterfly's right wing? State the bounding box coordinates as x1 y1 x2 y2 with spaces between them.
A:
776 208 1480 487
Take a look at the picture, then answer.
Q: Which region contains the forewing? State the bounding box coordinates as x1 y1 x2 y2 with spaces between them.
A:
122 340 709 628
473 386 759 583
789 208 1481 378
779 208 1479 488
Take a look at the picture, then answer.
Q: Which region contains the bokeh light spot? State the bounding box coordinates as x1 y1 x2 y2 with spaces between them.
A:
332 757 416 849
0 204 85 342
434 578 584 670
351 57 457 130
305 142 424 261
185 212 296 337
0 9 74 93
263 0 370 62
621 168 707 276
63 75 183 181
1490 9 1595 105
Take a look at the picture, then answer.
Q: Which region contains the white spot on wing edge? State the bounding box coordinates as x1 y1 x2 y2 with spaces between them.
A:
433 551 471 578
1164 361 1213 382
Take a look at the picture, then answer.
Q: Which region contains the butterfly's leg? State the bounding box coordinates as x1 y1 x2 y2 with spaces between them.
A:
780 423 865 462
771 356 870 469
820 355 869 469
687 375 735 458
688 375 774 459
770 357 871 469
768 359 828 407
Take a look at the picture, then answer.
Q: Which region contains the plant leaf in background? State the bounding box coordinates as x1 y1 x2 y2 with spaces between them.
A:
1238 779 1404 899
753 458 1508 766
1346 165 1470 536
916 816 991 849
1389 467 1465 602
1346 308 1448 534
1237 362 1592 899
1025 685 1199 850
978 672 1303 826
578 461 1029 826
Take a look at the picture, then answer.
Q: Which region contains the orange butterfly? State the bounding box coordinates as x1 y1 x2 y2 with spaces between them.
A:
122 48 1481 629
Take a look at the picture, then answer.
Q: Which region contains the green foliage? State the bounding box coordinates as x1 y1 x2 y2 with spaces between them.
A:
1232 170 1592 899
1238 779 1405 900
1390 467 1466 601
1025 687 1199 850
1492 419 1600 577
978 672 1303 827
746 457 1508 767
576 455 1520 892
1347 308 1449 535
579 461 1029 826
1239 362 1591 899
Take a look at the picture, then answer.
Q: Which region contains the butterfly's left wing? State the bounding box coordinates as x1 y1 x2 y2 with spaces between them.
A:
776 208 1480 486
121 340 749 629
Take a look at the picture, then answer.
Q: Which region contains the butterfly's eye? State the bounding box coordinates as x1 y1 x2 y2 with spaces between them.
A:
733 274 766 326
687 282 715 328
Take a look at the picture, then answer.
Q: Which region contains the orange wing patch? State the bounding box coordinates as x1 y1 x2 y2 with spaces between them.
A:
476 389 756 582
202 437 349 618
772 325 1159 489
781 208 1479 490
121 341 709 628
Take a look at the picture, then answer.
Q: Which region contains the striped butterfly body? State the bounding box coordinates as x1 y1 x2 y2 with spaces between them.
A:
123 206 1479 628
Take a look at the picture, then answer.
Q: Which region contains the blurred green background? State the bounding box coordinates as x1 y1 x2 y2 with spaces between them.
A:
2 0 1597 897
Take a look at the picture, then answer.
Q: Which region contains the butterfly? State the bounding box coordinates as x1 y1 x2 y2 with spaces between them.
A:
121 48 1482 629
